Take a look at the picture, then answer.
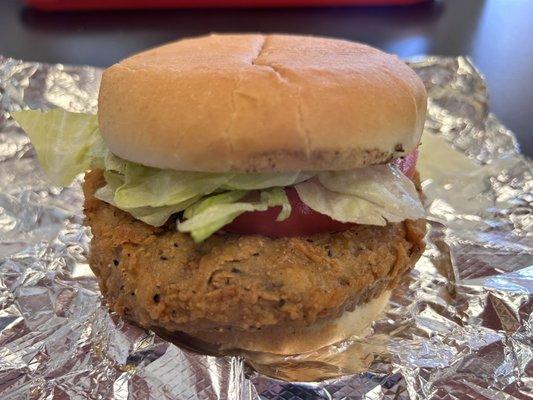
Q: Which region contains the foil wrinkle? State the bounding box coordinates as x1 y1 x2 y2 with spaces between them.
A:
0 54 532 399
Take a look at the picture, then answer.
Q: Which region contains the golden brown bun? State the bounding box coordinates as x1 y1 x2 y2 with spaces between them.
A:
98 34 427 172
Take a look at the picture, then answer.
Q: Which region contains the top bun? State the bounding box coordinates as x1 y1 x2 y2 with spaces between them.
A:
98 34 427 172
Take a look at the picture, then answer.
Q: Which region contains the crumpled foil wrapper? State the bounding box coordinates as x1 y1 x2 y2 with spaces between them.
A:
0 54 531 399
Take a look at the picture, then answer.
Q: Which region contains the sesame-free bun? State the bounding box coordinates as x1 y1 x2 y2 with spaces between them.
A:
185 290 393 355
98 34 427 172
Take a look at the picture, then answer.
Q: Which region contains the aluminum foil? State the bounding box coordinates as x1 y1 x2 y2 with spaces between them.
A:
0 54 531 399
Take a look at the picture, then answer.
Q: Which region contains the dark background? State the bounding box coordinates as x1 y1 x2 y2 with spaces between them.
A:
1 0 532 156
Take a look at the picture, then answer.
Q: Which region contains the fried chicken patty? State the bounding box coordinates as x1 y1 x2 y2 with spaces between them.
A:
83 169 426 339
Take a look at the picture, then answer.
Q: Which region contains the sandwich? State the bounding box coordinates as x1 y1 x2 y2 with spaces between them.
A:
12 34 427 355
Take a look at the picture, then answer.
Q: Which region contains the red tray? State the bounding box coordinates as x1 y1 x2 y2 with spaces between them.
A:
24 0 430 11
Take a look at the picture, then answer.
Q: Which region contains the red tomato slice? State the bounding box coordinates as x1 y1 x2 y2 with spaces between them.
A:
224 150 418 238
393 149 418 180
224 187 353 237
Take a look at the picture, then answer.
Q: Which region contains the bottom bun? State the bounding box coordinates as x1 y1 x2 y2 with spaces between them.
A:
182 290 391 355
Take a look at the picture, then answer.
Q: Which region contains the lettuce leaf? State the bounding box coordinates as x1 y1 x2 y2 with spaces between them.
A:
94 170 199 226
178 195 265 242
417 132 480 182
103 151 128 173
183 190 249 219
93 171 125 203
295 165 425 225
260 187 291 221
317 165 424 220
295 179 390 225
178 187 291 242
223 172 313 190
11 109 101 186
112 163 232 209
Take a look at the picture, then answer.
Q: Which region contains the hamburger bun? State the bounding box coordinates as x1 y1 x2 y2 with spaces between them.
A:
98 34 427 172
181 290 392 354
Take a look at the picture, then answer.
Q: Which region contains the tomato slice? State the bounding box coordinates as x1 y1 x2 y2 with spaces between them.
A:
224 150 418 238
225 187 353 237
393 149 418 180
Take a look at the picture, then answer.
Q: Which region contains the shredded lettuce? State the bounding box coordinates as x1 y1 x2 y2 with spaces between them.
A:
93 171 124 203
94 170 199 226
113 163 230 208
223 172 312 190
12 108 426 241
11 109 101 186
183 190 249 219
178 187 291 242
295 165 425 225
317 165 424 221
260 187 291 221
103 151 128 173
179 203 265 242
417 132 480 181
295 179 390 225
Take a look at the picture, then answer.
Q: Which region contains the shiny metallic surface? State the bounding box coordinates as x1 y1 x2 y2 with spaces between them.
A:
0 55 531 399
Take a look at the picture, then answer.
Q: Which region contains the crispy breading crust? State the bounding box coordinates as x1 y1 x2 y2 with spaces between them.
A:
83 169 425 347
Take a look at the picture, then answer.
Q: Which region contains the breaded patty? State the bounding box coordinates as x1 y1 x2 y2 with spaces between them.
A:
83 169 425 342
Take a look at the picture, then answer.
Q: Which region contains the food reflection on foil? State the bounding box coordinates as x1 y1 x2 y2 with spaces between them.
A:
0 55 531 399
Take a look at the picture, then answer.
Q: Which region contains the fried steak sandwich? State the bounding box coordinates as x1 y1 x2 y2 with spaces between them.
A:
13 34 427 355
